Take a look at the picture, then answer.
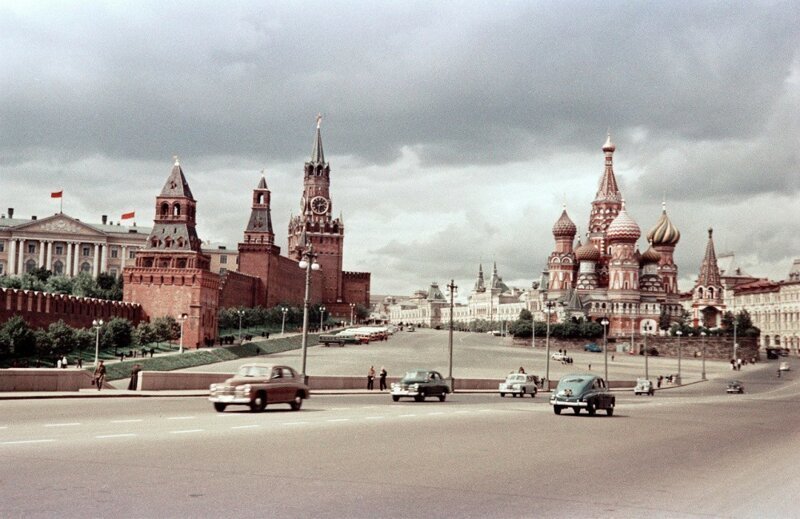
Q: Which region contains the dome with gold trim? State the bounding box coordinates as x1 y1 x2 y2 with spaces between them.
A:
575 241 601 262
552 208 577 238
606 202 641 241
640 244 662 264
647 203 681 246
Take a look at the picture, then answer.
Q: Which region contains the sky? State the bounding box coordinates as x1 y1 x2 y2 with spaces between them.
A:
1 1 798 299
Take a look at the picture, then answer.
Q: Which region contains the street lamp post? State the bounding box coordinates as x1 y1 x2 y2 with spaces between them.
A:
602 318 610 383
177 313 188 354
349 303 356 326
733 309 739 363
280 307 288 336
92 319 104 367
676 330 683 383
446 279 457 391
701 331 707 381
643 321 653 380
544 299 563 391
237 309 245 343
298 243 320 380
319 306 326 332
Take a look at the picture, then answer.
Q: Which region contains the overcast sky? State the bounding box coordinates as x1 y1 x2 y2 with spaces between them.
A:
1 1 798 298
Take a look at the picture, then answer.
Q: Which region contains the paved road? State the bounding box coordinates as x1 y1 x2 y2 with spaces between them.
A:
1 362 798 518
182 328 739 385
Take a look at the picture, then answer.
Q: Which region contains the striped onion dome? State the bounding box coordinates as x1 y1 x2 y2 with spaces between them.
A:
607 201 641 242
641 244 662 264
552 208 577 238
647 202 681 246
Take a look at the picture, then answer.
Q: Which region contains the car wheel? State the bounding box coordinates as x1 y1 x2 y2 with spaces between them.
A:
213 403 227 413
553 405 563 415
521 389 526 397
290 392 303 411
587 403 596 416
500 392 505 397
531 389 537 398
573 407 581 415
414 395 425 402
606 407 614 416
392 395 400 402
438 393 446 402
250 392 267 412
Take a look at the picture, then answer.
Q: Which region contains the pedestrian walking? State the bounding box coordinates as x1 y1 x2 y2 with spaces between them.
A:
367 366 376 390
61 356 68 369
76 357 83 369
657 375 663 388
379 367 388 391
93 361 106 391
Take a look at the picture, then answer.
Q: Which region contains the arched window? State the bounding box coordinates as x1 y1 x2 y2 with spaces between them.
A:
160 203 169 216
257 194 265 204
708 287 714 299
81 262 91 273
53 261 64 275
697 287 704 298
173 204 181 216
25 259 37 273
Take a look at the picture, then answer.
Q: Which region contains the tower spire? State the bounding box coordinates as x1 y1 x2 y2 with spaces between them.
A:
595 131 621 202
697 228 721 287
311 114 325 164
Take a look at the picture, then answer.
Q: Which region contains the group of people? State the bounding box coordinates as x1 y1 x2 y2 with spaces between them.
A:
367 366 388 390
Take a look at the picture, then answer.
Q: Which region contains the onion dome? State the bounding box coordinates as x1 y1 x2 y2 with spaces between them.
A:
641 243 662 264
575 241 601 262
602 132 616 152
607 200 641 241
647 202 681 246
552 207 577 238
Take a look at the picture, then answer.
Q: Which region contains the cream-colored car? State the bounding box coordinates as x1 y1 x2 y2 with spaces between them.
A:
499 373 539 398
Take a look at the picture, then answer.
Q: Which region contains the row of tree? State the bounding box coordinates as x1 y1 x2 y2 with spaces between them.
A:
217 304 371 332
0 270 123 300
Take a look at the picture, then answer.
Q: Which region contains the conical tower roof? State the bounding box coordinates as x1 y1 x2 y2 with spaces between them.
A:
594 132 621 203
160 156 194 199
697 228 722 287
310 114 325 164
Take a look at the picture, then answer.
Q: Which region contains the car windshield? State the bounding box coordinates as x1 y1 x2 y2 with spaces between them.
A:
506 375 525 383
402 371 432 383
555 377 592 394
237 366 270 378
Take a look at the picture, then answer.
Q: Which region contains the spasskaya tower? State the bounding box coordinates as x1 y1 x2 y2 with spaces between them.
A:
287 116 345 303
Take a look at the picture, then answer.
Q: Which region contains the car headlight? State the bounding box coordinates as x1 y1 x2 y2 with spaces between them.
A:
391 383 398 389
210 383 219 391
237 384 251 393
412 383 419 391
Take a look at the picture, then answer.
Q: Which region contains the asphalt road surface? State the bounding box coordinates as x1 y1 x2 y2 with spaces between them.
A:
2 361 799 518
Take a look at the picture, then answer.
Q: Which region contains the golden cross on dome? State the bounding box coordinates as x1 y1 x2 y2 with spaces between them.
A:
316 113 323 129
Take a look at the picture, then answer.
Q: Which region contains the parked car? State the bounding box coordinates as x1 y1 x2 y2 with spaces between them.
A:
391 369 450 402
633 378 654 396
726 380 744 394
779 361 791 371
551 352 567 361
208 363 310 413
584 343 602 353
550 373 615 416
406 325 416 332
499 373 539 398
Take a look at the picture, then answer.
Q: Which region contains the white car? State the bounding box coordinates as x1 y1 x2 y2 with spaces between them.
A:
633 378 654 396
779 361 791 371
551 352 567 361
499 373 539 398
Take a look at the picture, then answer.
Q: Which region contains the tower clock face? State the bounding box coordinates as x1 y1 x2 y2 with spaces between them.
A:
311 196 329 214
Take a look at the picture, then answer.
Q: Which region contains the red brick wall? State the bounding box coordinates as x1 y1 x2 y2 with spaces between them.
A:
343 271 371 308
0 287 142 330
219 271 259 309
124 267 219 349
265 254 323 307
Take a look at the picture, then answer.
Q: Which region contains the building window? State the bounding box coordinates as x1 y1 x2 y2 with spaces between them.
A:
0 241 4 252
55 245 63 255
110 269 117 277
27 243 36 254
220 268 227 274
81 262 91 273
129 249 136 259
53 261 64 275
82 246 90 256
0 262 4 275
111 247 118 259
220 255 227 264
25 259 36 272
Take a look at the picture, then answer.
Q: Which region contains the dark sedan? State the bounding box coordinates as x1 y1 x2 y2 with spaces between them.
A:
391 369 450 402
550 373 615 416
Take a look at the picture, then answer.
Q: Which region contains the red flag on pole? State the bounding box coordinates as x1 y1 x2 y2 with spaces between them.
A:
121 211 135 220
51 190 63 198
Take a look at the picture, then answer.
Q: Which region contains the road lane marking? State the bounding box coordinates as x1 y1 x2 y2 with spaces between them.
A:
364 416 384 420
111 419 142 424
327 418 350 422
170 429 204 434
44 423 81 427
282 422 308 426
1 439 56 445
0 426 8 430
399 414 417 418
96 434 136 439
427 412 445 415
167 416 196 420
329 408 347 411
231 425 260 430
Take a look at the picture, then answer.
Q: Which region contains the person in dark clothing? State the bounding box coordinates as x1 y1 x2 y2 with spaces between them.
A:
128 364 141 390
93 361 107 391
379 367 388 391
367 366 376 390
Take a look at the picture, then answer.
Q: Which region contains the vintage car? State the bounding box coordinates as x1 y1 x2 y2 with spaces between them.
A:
391 369 450 402
209 363 310 413
551 352 567 361
779 361 791 371
726 380 744 394
550 373 615 416
584 343 603 352
499 373 539 397
633 378 655 396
